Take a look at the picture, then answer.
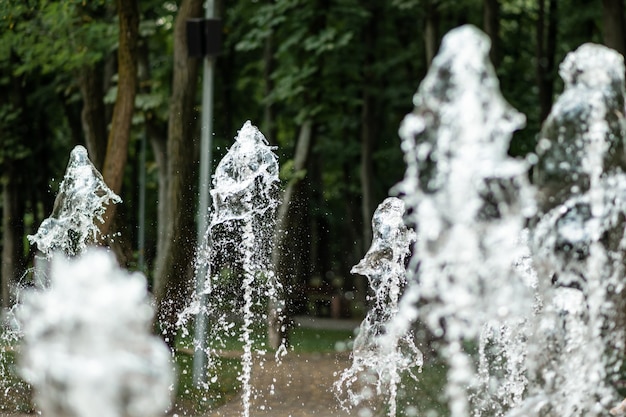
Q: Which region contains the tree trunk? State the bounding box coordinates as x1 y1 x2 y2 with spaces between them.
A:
603 0 626 56
60 96 83 149
536 0 557 123
154 0 203 350
268 120 314 349
547 0 557 95
424 0 440 67
1 162 25 312
360 93 375 248
137 28 168 277
150 123 168 282
483 0 500 67
262 32 277 144
79 64 108 170
360 7 377 250
99 0 139 238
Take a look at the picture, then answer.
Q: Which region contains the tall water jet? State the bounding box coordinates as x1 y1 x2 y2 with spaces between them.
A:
27 145 121 260
515 43 626 417
178 121 281 417
16 249 174 417
389 25 536 417
334 197 421 417
0 145 122 411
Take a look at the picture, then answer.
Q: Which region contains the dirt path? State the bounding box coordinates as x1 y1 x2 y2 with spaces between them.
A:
203 352 355 417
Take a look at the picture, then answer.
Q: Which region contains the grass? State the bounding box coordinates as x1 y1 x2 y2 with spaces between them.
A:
176 320 356 354
173 351 242 416
289 326 355 353
0 349 33 414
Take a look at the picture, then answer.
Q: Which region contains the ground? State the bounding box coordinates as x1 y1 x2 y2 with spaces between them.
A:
202 351 354 417
1 317 365 417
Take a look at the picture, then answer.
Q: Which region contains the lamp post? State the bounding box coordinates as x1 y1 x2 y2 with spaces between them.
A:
186 1 222 386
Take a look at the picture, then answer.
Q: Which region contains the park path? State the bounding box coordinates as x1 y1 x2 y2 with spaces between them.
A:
203 351 355 417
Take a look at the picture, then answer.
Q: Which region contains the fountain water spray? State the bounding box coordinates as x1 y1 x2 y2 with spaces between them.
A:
374 26 626 417
27 145 121 260
386 25 537 417
513 43 626 417
17 249 174 417
334 197 421 417
178 120 282 417
0 145 123 412
11 146 172 417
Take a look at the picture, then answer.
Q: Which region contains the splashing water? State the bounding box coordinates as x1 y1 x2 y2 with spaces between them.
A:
0 145 123 413
387 25 537 417
10 25 626 417
376 26 626 417
334 197 421 417
178 121 282 417
27 145 121 260
512 43 626 417
16 249 174 417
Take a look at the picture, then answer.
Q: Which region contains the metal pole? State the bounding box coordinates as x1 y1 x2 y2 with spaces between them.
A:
193 0 216 386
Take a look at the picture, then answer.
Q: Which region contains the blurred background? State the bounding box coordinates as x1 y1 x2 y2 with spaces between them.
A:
0 0 622 325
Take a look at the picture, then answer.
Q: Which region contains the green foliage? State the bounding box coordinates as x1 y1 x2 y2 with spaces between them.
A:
279 159 307 183
1 0 116 76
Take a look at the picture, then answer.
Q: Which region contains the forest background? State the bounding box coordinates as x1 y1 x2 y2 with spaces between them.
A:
1 0 624 343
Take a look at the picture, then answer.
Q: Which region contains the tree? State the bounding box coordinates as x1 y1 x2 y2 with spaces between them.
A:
0 2 100 308
99 0 140 240
425 0 441 66
483 0 500 67
602 0 626 57
270 120 314 348
359 1 380 249
153 0 203 349
4 0 619 334
536 0 558 123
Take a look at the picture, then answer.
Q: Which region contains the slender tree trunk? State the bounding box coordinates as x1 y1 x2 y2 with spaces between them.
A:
60 97 83 148
603 0 626 56
150 124 168 278
536 0 545 115
2 66 28 312
262 32 277 144
99 0 140 238
136 8 168 276
138 36 167 280
537 0 557 123
1 162 25 312
154 0 203 350
424 0 440 67
79 65 108 170
546 0 557 90
104 53 116 124
269 120 314 349
360 7 377 250
360 93 375 247
483 0 500 67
